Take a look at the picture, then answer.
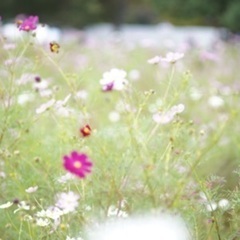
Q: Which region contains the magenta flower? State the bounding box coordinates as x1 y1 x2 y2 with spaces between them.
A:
63 151 93 178
18 16 39 32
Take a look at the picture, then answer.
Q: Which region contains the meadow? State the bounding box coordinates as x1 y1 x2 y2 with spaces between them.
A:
0 16 240 240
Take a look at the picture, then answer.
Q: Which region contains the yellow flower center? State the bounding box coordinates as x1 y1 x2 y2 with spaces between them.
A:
73 161 82 169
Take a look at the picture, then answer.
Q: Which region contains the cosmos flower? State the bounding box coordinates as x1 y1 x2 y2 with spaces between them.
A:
18 16 39 32
148 52 184 64
0 201 13 209
153 104 185 124
63 151 93 178
100 68 128 91
80 125 91 137
55 191 80 213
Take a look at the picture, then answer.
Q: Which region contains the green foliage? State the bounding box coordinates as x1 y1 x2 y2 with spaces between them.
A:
221 0 240 32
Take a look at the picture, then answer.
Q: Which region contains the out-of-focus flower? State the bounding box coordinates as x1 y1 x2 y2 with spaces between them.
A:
205 202 217 212
208 95 224 108
55 191 80 213
147 56 161 64
63 151 93 178
218 199 230 210
57 172 76 184
36 99 56 114
14 201 30 213
18 16 39 32
36 218 50 227
36 207 64 220
148 52 184 64
108 111 120 122
0 201 13 209
160 52 184 63
153 104 185 124
25 186 38 193
100 68 128 91
50 41 60 53
87 213 190 240
75 90 88 100
17 92 35 105
80 125 91 137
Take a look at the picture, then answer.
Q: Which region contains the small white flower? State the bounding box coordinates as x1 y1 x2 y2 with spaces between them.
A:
33 80 49 91
57 173 76 184
0 201 13 209
147 56 161 64
14 201 30 213
208 95 224 108
25 186 38 193
75 90 88 100
218 199 230 210
109 111 120 122
153 104 185 124
36 207 64 220
36 99 56 114
0 171 6 178
160 52 184 63
205 202 217 212
55 191 80 213
17 92 35 105
36 218 50 227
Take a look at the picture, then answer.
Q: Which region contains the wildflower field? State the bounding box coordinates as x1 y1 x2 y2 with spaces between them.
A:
0 16 240 240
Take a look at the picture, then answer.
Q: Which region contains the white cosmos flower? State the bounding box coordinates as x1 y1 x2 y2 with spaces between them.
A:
36 218 50 227
218 199 230 210
36 99 56 114
153 104 185 124
55 191 80 213
0 201 13 209
160 52 184 63
147 56 161 64
100 68 128 91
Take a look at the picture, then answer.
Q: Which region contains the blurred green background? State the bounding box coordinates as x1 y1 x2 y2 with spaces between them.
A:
1 0 240 31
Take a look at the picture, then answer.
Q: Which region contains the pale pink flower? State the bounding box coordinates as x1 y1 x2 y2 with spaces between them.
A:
100 68 128 91
55 191 80 213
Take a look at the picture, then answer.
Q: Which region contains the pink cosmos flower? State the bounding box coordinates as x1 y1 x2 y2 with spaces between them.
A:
18 16 39 32
63 151 93 178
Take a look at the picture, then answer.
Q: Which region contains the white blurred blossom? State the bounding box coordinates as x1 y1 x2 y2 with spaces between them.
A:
25 186 38 193
208 95 224 108
153 104 185 124
87 213 190 240
100 68 129 91
55 191 80 213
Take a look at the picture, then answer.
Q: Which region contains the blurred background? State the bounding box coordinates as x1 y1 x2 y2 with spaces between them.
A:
0 0 240 32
